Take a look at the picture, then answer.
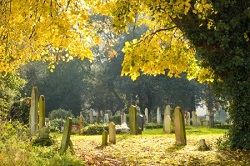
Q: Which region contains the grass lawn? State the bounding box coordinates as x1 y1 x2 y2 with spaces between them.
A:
70 126 250 166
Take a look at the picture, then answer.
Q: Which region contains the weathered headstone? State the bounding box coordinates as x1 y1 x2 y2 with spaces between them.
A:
174 107 186 145
102 130 108 146
30 86 39 135
104 113 109 125
164 115 172 134
89 110 94 124
109 122 116 144
121 113 126 125
157 107 162 123
163 105 171 133
192 111 197 126
137 114 144 132
39 95 45 129
129 105 138 135
79 111 84 132
145 108 149 124
197 116 201 126
187 112 191 125
60 117 72 155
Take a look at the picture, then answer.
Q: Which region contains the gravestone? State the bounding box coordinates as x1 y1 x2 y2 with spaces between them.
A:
104 113 109 125
197 116 201 126
192 111 197 126
187 112 191 125
121 113 126 125
60 117 72 155
163 105 171 133
145 108 149 124
137 114 144 132
174 107 186 145
79 112 84 132
129 105 138 135
157 107 162 123
164 115 172 134
89 110 94 124
30 86 39 135
39 95 45 129
109 122 116 144
102 130 108 146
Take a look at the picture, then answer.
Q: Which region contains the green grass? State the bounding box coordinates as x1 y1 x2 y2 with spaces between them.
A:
142 126 228 135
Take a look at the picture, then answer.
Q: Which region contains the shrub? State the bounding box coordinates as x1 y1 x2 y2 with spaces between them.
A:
144 123 163 129
81 124 109 135
0 120 85 166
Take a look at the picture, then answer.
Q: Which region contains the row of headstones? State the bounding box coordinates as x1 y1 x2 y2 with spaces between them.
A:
145 107 201 126
129 105 186 145
29 86 75 154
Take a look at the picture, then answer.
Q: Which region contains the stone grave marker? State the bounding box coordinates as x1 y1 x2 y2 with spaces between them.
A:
39 95 45 129
192 111 197 126
30 86 39 135
89 109 94 124
174 107 186 145
109 122 116 144
102 130 108 146
79 111 84 132
129 105 138 135
121 113 126 125
104 113 109 125
164 105 171 133
137 114 144 133
60 117 73 155
157 107 162 123
145 108 149 124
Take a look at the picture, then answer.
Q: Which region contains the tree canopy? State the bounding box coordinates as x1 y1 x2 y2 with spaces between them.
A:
0 0 98 74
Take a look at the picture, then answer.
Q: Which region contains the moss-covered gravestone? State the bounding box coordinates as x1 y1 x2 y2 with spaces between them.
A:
102 130 108 146
174 107 186 145
30 86 39 135
39 95 45 129
109 122 116 144
60 117 73 155
129 105 138 135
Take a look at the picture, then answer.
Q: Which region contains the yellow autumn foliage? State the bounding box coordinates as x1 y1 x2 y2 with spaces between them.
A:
0 0 98 74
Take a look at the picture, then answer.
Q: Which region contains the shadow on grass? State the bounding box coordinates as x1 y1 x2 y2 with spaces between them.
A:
165 144 185 152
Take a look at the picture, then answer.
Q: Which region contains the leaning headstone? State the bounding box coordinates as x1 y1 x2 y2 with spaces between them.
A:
145 108 149 124
157 107 162 123
109 122 116 144
30 86 39 135
104 113 109 125
129 105 138 135
174 107 186 145
60 117 73 155
89 110 94 124
137 114 144 132
102 130 108 146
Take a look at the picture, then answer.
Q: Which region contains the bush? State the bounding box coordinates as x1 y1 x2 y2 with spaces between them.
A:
144 123 163 129
109 115 121 124
0 120 85 166
81 124 109 135
49 108 74 120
